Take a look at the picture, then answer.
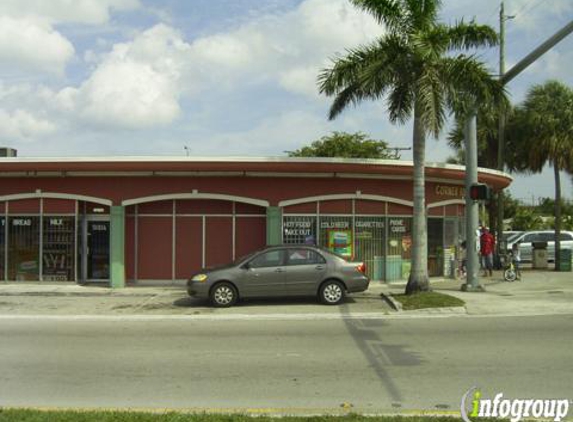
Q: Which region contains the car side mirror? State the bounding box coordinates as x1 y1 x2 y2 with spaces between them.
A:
242 262 251 270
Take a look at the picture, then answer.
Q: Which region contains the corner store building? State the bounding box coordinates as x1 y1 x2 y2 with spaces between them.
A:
0 156 511 287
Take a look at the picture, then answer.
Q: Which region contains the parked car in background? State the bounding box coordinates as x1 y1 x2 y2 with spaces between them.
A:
187 245 370 307
506 230 573 262
502 231 524 244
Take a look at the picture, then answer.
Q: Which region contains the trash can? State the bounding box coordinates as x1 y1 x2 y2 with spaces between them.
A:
532 241 548 269
373 256 385 281
385 255 402 282
557 249 572 272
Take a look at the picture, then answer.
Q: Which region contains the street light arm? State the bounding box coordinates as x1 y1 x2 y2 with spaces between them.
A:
501 20 573 85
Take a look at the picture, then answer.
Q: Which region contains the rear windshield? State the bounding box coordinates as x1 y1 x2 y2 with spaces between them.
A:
315 246 351 262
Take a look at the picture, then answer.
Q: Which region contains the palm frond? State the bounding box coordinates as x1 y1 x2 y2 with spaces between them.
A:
416 66 446 138
436 20 498 51
350 0 404 32
327 83 367 120
404 0 441 31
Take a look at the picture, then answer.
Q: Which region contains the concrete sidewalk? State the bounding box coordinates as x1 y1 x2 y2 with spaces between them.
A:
0 269 571 317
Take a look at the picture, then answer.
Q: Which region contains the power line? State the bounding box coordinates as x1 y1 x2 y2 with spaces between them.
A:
512 0 546 19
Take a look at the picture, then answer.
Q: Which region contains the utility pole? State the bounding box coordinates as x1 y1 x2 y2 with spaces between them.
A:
496 2 513 266
462 111 483 292
463 11 573 291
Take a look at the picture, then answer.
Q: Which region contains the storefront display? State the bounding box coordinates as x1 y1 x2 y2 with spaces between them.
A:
42 217 75 281
8 217 40 281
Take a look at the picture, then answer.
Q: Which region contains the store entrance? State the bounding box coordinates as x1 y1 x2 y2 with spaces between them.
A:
80 217 110 282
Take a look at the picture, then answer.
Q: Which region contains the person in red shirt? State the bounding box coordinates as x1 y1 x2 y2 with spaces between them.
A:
480 227 495 277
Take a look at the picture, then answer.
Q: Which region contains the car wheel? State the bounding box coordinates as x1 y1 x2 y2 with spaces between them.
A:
210 282 238 307
319 280 345 305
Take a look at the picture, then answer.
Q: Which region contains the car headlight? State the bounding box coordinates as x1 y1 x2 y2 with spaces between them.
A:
191 274 208 282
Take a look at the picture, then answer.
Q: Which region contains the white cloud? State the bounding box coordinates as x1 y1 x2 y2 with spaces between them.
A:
0 109 56 140
183 0 384 97
0 16 75 75
59 24 186 128
0 0 140 25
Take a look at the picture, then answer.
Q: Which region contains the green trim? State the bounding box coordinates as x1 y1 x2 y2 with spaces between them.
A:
110 206 125 288
266 207 282 246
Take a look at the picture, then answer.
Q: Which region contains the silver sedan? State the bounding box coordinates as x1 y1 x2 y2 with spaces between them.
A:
187 245 370 307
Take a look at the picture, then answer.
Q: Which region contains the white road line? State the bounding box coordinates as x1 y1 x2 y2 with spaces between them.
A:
0 311 571 322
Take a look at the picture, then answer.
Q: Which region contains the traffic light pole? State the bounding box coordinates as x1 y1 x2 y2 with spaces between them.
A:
463 111 485 292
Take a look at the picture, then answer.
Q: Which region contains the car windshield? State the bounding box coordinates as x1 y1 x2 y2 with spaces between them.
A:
506 232 524 243
232 251 257 265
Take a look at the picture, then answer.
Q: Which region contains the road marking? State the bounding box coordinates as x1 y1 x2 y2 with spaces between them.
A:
0 310 571 322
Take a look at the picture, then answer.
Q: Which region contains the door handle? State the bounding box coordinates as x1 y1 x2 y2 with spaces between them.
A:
275 268 285 273
315 265 325 270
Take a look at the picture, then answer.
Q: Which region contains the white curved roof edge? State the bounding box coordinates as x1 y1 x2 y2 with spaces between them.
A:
0 155 512 180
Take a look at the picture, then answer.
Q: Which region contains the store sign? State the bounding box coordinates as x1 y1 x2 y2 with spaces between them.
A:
355 220 384 229
284 220 313 236
320 221 350 229
49 218 63 226
12 218 32 226
435 184 465 198
389 219 407 233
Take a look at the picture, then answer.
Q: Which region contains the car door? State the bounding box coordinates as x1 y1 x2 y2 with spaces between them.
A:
284 248 327 295
240 249 286 297
541 232 556 261
519 233 538 262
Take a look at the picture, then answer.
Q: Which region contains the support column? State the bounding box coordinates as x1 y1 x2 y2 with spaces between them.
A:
266 206 282 246
110 205 125 288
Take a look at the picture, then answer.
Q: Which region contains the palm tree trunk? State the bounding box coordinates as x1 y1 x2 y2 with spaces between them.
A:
406 102 430 294
554 164 561 270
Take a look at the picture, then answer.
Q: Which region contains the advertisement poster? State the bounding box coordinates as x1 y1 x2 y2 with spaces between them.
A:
327 230 353 258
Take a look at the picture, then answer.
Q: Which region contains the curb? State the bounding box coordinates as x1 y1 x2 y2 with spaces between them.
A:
380 292 402 311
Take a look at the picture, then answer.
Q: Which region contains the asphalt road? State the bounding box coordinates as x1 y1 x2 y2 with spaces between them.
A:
0 313 572 414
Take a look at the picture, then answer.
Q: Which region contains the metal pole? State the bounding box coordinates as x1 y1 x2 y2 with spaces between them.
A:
501 20 573 85
496 1 507 265
463 111 484 291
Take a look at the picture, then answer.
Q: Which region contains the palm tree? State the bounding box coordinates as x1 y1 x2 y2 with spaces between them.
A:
318 0 503 294
511 80 573 268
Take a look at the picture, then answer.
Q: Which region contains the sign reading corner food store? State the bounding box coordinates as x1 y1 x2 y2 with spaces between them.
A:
436 185 466 198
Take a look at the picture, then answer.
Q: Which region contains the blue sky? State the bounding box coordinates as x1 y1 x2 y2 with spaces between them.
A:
0 0 572 202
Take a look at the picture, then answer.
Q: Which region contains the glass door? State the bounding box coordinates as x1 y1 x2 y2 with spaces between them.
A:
87 221 110 280
80 217 110 282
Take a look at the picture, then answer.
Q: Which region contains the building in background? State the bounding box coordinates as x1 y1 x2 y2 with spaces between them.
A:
0 156 511 286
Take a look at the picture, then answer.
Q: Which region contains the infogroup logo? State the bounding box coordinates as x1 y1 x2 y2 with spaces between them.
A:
461 387 570 422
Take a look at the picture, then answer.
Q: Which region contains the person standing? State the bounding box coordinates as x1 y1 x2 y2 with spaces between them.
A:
480 227 495 277
512 242 522 280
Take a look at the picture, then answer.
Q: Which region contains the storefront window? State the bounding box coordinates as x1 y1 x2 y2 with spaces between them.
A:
8 217 40 281
354 217 385 280
283 216 317 245
386 217 412 281
319 216 353 258
43 217 75 281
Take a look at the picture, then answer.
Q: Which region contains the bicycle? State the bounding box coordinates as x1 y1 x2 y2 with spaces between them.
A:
503 254 517 282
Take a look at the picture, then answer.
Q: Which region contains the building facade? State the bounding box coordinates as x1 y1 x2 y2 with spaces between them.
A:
0 157 511 286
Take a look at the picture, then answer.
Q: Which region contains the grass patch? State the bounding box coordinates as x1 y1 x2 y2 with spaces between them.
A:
391 291 465 311
0 409 503 422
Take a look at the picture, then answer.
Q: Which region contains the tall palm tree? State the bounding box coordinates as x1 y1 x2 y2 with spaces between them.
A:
512 80 573 268
318 0 503 294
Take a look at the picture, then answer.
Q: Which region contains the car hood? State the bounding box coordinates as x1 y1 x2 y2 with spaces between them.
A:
200 263 237 274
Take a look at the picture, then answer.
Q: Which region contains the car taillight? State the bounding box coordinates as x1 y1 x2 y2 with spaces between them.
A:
356 263 366 274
